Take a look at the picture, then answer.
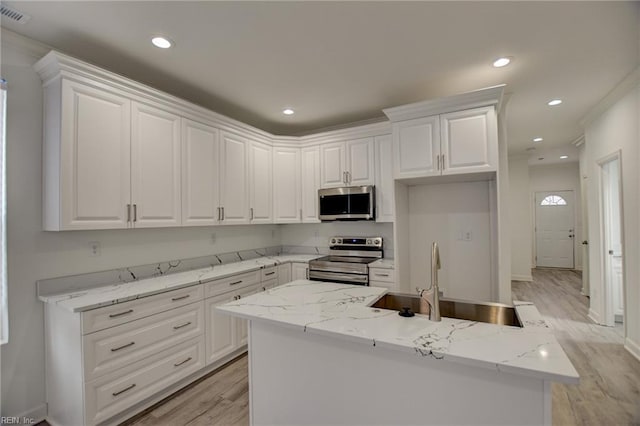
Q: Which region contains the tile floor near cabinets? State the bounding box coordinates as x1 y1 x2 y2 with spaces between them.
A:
38 269 639 426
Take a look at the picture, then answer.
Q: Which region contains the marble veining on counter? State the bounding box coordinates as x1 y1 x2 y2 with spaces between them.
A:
217 280 579 384
39 254 322 313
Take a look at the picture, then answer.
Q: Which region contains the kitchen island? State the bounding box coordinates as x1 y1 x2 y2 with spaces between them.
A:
217 280 579 425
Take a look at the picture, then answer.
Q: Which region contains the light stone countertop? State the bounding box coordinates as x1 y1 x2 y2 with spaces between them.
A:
39 255 322 313
368 258 394 269
217 280 579 384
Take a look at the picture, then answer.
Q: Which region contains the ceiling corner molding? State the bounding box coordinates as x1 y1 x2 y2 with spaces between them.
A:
571 135 585 148
383 84 505 122
299 120 391 146
1 28 50 60
580 67 640 128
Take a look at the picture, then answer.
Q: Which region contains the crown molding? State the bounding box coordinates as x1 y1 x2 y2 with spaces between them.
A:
580 67 640 128
383 84 505 122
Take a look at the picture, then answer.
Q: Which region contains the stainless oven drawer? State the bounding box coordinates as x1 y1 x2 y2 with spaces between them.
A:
308 270 368 285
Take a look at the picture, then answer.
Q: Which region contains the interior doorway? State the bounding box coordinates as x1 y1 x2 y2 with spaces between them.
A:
599 153 624 326
534 190 575 268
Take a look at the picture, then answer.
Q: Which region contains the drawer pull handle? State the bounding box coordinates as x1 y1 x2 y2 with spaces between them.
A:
230 280 243 286
111 341 136 352
109 309 134 318
264 271 275 276
173 322 192 330
112 383 136 397
375 273 390 277
171 295 190 302
174 357 192 367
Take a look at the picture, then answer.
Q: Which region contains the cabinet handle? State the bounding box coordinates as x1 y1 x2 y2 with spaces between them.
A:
441 154 445 170
262 286 267 291
111 341 135 352
347 171 351 184
375 273 390 277
221 207 225 221
300 209 302 220
230 280 243 286
112 383 136 397
171 294 190 302
265 271 275 276
174 357 192 367
127 204 131 222
173 321 192 330
217 207 221 221
250 208 254 220
436 155 440 171
133 204 138 222
109 309 134 318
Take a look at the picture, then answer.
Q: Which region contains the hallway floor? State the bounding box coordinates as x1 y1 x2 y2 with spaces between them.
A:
513 268 640 425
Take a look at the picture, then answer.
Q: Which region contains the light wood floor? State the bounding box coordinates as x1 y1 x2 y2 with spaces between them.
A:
513 268 640 426
122 268 640 426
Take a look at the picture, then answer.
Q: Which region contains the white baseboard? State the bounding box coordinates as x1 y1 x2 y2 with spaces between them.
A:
588 308 602 325
624 337 640 363
511 274 533 282
13 403 47 424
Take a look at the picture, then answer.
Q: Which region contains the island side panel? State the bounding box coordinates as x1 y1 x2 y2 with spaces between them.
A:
249 321 548 426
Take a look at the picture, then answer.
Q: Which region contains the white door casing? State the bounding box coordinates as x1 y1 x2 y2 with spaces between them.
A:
534 191 575 268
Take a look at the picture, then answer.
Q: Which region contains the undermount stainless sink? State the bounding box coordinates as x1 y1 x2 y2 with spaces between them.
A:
370 293 523 327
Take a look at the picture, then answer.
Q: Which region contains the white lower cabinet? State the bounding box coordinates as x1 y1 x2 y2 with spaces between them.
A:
291 262 309 280
278 263 292 285
204 292 238 364
369 267 397 291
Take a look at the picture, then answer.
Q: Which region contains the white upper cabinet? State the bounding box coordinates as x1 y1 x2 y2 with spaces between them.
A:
249 141 273 224
375 135 394 223
48 79 132 230
440 106 497 175
300 146 321 223
345 138 375 186
131 101 182 228
219 131 250 224
320 138 375 188
392 115 440 179
320 142 347 188
273 147 301 223
181 119 220 226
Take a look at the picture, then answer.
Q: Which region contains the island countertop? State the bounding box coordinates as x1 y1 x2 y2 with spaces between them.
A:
217 280 579 384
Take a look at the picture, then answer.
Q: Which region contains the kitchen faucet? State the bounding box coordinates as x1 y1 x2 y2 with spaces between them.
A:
417 242 441 322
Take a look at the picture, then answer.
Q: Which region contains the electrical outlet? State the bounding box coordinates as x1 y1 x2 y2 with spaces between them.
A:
210 233 216 244
89 241 101 257
463 230 473 241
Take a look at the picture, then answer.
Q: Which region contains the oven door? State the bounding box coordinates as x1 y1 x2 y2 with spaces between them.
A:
308 270 369 286
318 186 375 221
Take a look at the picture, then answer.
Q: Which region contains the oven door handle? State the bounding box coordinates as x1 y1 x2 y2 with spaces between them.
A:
308 271 368 284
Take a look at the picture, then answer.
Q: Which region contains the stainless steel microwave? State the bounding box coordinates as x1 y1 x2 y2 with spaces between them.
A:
318 186 375 221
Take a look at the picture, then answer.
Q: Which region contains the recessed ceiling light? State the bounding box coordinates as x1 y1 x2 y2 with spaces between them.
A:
560 155 569 159
282 108 295 115
492 57 511 68
151 36 173 49
533 137 543 142
547 99 562 106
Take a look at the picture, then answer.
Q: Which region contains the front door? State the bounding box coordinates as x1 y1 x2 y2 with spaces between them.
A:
535 191 575 268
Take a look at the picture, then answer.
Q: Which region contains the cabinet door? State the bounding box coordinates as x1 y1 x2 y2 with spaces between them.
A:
205 292 236 365
235 285 259 347
346 137 375 186
301 147 321 223
278 263 292 285
291 263 309 280
440 106 497 175
219 131 250 224
249 141 273 223
59 80 131 230
393 115 440 179
375 135 394 222
182 119 220 226
320 142 347 188
131 101 182 227
273 147 301 223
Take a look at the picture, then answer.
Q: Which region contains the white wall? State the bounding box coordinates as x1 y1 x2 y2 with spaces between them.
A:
408 181 493 302
0 32 286 419
529 162 583 270
508 156 532 281
583 75 639 361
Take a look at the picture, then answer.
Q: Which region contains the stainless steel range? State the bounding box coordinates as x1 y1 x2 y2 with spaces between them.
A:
309 236 383 285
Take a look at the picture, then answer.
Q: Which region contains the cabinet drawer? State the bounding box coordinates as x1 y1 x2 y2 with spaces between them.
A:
82 285 204 335
85 336 205 426
83 301 204 381
261 266 278 281
260 278 278 291
368 268 395 283
204 270 261 298
369 280 398 291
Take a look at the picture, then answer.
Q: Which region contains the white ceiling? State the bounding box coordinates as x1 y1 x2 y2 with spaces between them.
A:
2 1 639 156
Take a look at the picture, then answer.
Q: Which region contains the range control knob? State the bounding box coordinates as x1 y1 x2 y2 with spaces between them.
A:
366 239 372 245
337 238 342 244
330 238 336 244
374 238 381 245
